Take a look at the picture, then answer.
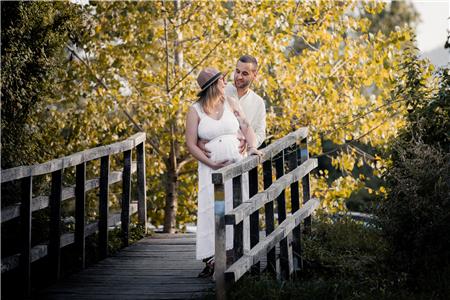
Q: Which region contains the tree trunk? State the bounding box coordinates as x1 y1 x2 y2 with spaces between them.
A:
163 158 178 233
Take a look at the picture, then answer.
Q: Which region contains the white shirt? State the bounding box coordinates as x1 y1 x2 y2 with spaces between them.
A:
225 83 266 147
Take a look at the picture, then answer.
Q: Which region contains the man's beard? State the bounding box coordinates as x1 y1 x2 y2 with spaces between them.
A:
235 80 250 89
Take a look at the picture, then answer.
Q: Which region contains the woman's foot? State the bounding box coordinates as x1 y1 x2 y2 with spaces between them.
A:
198 256 214 278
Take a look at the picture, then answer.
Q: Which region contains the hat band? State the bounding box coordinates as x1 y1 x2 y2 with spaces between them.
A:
201 72 222 90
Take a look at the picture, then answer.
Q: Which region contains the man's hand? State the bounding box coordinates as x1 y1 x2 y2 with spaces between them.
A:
197 139 211 158
211 160 230 170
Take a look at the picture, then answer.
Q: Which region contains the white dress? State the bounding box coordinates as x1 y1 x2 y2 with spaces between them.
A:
193 98 249 260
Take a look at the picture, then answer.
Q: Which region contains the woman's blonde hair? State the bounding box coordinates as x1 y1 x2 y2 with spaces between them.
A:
197 80 224 114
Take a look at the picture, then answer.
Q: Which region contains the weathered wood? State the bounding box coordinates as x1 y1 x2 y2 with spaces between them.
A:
225 159 318 225
212 127 308 184
275 151 290 280
99 155 110 259
121 150 132 247
248 166 260 275
20 176 32 298
301 138 312 234
75 162 86 269
263 159 276 276
2 204 138 273
214 183 226 300
1 132 145 183
1 163 137 223
232 175 244 265
288 146 302 271
49 169 63 281
225 198 320 283
136 142 147 232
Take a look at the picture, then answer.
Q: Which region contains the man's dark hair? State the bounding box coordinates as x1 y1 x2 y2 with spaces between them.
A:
238 55 258 69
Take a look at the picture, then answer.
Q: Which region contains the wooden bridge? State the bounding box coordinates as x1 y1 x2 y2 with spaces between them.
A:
1 127 319 299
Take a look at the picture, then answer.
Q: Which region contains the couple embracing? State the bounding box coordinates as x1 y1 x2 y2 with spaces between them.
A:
185 55 266 278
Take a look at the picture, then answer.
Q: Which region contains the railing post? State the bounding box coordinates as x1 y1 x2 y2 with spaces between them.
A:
249 166 260 275
301 138 311 234
49 169 63 281
136 142 147 233
263 158 276 276
288 144 303 271
232 175 243 265
275 151 291 280
75 162 86 269
20 176 32 298
121 150 132 247
214 182 226 300
99 155 110 259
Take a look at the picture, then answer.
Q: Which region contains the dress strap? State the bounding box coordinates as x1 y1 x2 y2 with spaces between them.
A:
192 102 206 119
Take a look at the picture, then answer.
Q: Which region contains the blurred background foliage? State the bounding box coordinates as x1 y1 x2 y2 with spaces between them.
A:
1 0 434 233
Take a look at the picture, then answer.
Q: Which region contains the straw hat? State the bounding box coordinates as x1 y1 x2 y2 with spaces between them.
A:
196 67 223 96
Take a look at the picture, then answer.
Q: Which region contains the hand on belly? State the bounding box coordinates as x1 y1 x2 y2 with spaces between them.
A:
205 135 241 163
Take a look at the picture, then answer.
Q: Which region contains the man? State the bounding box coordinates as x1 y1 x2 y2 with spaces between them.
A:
197 55 266 155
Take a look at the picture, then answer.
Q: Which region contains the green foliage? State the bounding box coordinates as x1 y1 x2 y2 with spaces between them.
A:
377 51 450 293
1 1 87 168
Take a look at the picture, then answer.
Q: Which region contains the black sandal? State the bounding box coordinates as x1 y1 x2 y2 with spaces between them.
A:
198 257 214 278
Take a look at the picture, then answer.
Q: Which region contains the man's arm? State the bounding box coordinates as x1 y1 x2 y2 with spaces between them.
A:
252 99 266 148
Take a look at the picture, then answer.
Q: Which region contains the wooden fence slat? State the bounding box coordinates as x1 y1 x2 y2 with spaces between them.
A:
49 169 63 281
20 176 32 298
301 138 312 234
275 151 290 280
214 183 226 300
2 163 137 223
99 155 110 259
1 132 145 183
288 146 302 271
263 159 276 276
232 175 243 265
225 198 320 283
248 166 260 275
225 159 318 225
136 142 147 232
75 162 86 269
121 150 132 247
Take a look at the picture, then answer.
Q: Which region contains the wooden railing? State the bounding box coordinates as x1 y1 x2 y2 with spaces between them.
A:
1 132 147 298
212 127 319 299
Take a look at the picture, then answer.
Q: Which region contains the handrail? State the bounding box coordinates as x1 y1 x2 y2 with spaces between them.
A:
212 127 318 300
1 133 147 298
1 132 145 183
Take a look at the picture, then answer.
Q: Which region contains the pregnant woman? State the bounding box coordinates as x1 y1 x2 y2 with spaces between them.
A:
185 67 262 278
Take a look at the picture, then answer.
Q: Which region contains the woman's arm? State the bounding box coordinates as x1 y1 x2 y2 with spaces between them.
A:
185 106 229 169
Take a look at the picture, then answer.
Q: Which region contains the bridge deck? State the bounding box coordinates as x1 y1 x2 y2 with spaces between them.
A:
37 233 214 300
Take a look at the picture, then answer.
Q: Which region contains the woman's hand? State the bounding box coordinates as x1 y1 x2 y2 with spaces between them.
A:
248 147 263 158
211 160 230 170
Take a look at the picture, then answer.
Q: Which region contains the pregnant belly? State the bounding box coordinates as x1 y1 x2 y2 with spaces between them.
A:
205 135 241 163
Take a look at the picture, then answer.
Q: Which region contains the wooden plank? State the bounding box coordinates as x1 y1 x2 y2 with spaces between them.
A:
225 159 318 225
1 132 145 183
288 145 303 271
49 169 63 281
136 142 147 232
263 158 276 276
20 176 32 298
1 163 137 223
225 198 320 283
214 182 226 300
75 162 86 269
121 150 132 247
275 151 290 280
99 155 110 259
249 166 260 275
212 127 308 184
232 175 244 265
2 205 138 273
301 138 312 234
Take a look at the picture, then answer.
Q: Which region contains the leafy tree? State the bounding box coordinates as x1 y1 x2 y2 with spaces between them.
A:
1 1 86 168
21 1 419 231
